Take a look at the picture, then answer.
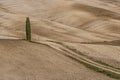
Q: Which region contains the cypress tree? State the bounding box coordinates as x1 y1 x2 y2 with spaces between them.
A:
26 17 31 41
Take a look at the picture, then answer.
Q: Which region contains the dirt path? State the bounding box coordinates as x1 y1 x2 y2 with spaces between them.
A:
38 41 120 79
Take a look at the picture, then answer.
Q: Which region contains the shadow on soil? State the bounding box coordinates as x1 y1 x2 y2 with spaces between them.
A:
81 40 120 46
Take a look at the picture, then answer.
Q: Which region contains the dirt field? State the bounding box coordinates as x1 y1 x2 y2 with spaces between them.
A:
0 0 120 80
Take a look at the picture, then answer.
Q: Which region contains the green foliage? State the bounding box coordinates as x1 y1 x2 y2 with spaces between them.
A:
26 17 31 41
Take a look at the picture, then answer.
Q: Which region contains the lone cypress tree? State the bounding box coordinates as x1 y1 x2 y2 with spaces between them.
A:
26 17 31 41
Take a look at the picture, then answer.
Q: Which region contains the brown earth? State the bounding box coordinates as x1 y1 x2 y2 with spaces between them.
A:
0 0 120 80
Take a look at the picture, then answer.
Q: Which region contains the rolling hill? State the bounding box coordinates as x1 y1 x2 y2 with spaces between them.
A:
0 0 120 80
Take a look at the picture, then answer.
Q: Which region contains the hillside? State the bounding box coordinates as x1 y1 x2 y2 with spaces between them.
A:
0 0 120 80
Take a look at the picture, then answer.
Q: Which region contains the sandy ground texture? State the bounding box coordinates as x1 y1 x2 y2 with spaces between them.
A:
0 0 120 80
